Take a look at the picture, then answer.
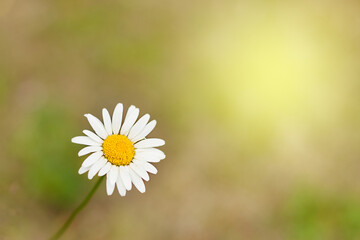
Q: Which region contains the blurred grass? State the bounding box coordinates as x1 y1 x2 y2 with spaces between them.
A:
282 188 360 240
11 102 86 209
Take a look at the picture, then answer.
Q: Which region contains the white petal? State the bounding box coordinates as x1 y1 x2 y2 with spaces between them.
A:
119 166 132 190
128 167 146 193
128 114 150 140
135 156 160 163
81 151 103 168
88 157 107 179
131 120 157 143
78 146 102 157
134 149 165 162
130 162 149 181
135 148 165 158
78 165 91 175
134 138 165 148
120 106 139 136
134 160 158 174
71 136 100 146
109 165 119 185
98 162 111 176
134 155 163 163
112 103 123 135
102 108 113 136
116 174 126 197
106 174 116 196
84 114 108 139
83 130 103 143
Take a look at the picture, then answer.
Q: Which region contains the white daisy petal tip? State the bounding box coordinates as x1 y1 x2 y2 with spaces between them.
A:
109 165 119 185
84 113 108 139
78 146 102 157
88 157 107 179
116 174 127 197
78 165 90 175
120 106 140 136
131 162 150 181
128 168 146 193
102 108 113 136
112 103 123 135
120 166 132 191
106 179 115 196
128 114 150 140
83 130 103 143
134 138 165 148
71 136 100 146
82 151 102 167
131 120 157 142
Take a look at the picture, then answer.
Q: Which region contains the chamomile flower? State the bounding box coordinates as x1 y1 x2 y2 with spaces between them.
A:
71 103 165 196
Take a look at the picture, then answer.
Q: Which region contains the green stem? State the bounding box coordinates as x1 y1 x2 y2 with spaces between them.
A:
50 176 105 240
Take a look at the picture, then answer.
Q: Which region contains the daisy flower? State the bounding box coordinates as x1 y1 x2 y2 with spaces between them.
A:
71 103 165 196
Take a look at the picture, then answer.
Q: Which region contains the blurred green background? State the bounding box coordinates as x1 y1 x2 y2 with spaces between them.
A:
1 0 360 239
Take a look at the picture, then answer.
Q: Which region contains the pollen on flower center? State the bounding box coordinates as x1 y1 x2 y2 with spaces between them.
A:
102 134 135 166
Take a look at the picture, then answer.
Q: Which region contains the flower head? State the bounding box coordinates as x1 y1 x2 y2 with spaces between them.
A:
71 103 165 196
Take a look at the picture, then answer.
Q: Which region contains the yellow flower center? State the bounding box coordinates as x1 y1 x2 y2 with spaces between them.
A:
102 134 135 166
